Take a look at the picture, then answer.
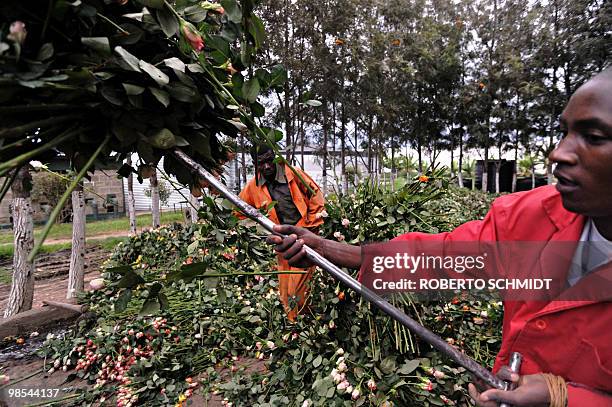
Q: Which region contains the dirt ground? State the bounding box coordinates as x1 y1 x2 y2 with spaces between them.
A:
0 246 106 311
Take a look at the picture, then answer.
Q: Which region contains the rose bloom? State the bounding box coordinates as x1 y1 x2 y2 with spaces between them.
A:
89 278 105 291
181 21 204 52
419 175 430 182
341 218 350 227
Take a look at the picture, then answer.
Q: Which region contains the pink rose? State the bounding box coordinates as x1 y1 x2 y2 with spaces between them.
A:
8 21 27 45
89 278 105 291
181 21 204 52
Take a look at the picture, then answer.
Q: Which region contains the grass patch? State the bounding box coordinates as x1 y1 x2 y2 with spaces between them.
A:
0 236 127 262
0 242 72 259
0 266 11 284
0 211 184 244
96 236 129 251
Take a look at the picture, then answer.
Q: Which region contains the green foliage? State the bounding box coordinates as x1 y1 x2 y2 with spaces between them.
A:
143 179 172 207
0 0 285 188
320 169 450 244
30 171 72 223
39 181 502 406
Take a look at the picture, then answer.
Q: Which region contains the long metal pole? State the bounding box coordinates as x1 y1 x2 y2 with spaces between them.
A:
173 149 506 390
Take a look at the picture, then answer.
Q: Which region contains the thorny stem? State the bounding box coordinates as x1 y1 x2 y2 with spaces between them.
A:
96 13 130 35
0 128 78 178
0 115 82 139
158 168 199 211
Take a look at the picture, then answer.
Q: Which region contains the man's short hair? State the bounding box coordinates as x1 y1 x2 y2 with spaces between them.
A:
250 143 273 160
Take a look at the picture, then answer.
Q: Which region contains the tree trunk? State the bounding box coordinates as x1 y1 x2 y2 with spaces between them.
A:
458 132 464 188
495 145 502 194
67 183 85 300
417 137 423 174
512 139 518 193
188 193 199 224
546 161 554 185
322 104 329 195
341 105 348 194
240 133 247 187
4 167 34 317
283 0 292 161
482 140 489 193
331 102 337 183
367 116 373 174
126 156 137 234
450 144 455 179
234 150 241 192
390 140 395 192
150 169 160 228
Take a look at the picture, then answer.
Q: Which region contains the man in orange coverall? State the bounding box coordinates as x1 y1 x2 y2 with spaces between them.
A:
238 143 325 320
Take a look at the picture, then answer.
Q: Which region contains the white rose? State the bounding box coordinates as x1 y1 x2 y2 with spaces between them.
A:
89 278 105 291
341 218 350 227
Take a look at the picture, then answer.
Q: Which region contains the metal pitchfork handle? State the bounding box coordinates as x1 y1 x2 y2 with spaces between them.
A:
172 149 507 390
499 352 523 407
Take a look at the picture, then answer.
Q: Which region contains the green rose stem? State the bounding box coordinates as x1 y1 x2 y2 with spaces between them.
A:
23 393 82 407
28 135 110 262
0 104 86 114
197 61 316 196
0 125 61 154
0 368 43 390
154 268 305 277
164 0 316 196
39 167 107 201
0 128 78 178
96 12 130 35
158 169 199 211
0 114 81 139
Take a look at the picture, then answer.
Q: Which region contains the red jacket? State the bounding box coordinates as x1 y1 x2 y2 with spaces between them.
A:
392 186 612 406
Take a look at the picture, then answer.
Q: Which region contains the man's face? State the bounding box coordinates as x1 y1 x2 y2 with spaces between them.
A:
257 150 276 181
549 78 612 218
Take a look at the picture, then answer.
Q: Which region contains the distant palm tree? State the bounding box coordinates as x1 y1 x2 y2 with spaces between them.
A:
518 155 535 176
462 159 476 190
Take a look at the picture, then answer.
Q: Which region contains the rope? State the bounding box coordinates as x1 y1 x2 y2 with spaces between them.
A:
542 373 567 407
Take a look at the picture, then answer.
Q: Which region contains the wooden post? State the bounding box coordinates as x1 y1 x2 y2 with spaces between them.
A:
126 156 137 234
150 169 160 228
67 182 85 299
3 167 35 317
189 193 199 223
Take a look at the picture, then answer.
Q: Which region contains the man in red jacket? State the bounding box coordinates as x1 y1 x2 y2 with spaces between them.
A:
266 67 612 406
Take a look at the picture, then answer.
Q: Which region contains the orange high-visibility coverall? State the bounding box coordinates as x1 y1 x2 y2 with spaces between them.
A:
238 164 325 320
